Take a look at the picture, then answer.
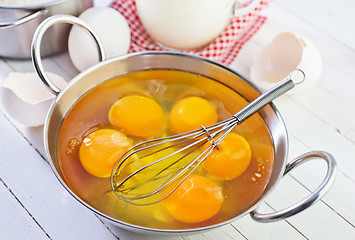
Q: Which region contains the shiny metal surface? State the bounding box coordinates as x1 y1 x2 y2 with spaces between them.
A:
0 0 93 58
250 151 337 222
41 52 289 234
31 15 106 95
33 50 336 235
111 74 301 206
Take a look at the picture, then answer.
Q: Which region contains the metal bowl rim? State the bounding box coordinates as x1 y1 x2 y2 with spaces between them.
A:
44 51 289 234
0 0 64 9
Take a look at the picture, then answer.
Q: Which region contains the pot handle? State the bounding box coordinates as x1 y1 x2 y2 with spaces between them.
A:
31 15 105 95
250 151 336 222
0 9 45 28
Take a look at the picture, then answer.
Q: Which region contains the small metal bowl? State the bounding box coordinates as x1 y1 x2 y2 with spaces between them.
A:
31 15 337 236
0 0 93 58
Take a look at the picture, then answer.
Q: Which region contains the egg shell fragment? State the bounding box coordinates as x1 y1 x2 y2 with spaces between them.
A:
250 32 322 94
0 72 66 127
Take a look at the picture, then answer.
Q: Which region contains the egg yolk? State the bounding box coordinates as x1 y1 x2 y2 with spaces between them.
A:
79 129 131 178
169 96 218 134
162 174 224 223
203 133 251 180
108 95 164 137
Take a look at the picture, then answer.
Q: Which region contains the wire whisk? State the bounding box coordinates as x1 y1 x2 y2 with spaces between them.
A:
111 69 305 206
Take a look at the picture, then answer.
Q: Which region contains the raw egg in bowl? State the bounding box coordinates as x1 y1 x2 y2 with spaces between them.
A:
32 16 336 236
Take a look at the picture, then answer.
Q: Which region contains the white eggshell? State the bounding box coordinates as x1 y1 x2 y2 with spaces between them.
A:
0 72 67 127
250 32 322 94
68 7 131 72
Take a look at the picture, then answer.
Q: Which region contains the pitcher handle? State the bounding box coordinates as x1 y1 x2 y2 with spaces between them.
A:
31 14 105 95
250 151 337 222
233 0 262 17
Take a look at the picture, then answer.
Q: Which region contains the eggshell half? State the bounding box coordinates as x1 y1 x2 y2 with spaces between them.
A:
0 72 67 127
250 32 322 94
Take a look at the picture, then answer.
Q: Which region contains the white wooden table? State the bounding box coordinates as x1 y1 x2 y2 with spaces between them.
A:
1 0 355 239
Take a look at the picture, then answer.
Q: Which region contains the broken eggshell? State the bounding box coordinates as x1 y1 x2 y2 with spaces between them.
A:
250 32 322 94
0 72 67 127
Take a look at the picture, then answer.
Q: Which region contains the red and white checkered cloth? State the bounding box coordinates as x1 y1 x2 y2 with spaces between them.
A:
110 0 270 65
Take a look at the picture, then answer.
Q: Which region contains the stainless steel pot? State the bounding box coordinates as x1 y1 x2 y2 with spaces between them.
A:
31 15 337 235
0 0 93 58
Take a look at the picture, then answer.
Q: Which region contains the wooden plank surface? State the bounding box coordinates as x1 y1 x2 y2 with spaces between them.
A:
0 112 119 240
0 0 354 239
0 179 49 240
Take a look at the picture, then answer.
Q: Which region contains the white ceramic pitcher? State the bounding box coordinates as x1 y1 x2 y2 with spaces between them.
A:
135 0 261 50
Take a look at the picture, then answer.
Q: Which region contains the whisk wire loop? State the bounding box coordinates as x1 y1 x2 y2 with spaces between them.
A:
111 70 304 205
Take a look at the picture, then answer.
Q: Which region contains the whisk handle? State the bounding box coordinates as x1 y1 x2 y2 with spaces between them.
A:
234 70 305 122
